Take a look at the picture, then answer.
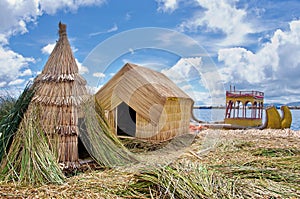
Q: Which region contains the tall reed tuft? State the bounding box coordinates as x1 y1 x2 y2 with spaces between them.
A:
0 83 35 162
0 106 65 185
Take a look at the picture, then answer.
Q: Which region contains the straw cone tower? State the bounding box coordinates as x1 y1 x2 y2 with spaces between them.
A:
32 22 89 168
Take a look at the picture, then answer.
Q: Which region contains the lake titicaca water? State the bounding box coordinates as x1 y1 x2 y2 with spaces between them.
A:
193 108 300 130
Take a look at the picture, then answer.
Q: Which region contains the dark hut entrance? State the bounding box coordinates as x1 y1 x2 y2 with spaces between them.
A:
77 118 91 159
117 102 136 137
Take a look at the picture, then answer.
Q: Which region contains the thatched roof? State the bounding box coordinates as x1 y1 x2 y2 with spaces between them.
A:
95 63 193 125
30 22 89 166
33 22 88 107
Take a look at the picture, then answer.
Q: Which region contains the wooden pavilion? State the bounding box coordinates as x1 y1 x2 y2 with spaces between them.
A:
224 86 264 127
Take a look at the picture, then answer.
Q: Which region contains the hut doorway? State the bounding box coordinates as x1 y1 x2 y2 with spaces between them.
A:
117 102 136 137
77 118 92 159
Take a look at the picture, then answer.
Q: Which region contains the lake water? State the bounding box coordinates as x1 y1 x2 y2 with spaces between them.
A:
193 108 300 130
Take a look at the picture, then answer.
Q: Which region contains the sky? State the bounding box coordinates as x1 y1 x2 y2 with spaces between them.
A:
1 0 300 106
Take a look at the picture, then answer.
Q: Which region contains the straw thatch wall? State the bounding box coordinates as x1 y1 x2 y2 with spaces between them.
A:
30 23 89 168
95 63 193 141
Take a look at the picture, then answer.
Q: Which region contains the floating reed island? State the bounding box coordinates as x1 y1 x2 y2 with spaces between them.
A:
0 22 298 199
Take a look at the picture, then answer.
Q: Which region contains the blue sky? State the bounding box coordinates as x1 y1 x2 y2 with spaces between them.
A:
1 0 300 105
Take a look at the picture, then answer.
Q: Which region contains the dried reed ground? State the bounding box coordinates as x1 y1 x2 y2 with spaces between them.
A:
0 129 299 198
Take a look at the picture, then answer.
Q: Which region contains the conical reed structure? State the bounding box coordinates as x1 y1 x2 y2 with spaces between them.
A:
31 22 89 169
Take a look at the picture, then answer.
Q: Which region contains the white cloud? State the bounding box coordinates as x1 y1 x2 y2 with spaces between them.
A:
0 34 8 45
218 19 300 103
0 0 105 89
156 0 179 13
0 82 6 88
71 46 78 53
0 45 34 84
39 0 106 15
161 57 202 84
218 47 267 84
125 12 131 21
180 84 192 91
0 0 105 37
129 48 134 54
89 24 118 37
87 85 103 94
179 0 253 45
41 42 56 54
76 59 89 75
186 90 211 104
107 24 118 33
20 69 33 76
0 0 39 36
93 72 106 78
162 57 225 105
8 79 25 86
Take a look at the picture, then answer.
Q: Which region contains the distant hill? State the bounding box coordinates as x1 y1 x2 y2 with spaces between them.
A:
264 102 300 109
286 101 300 106
264 103 284 107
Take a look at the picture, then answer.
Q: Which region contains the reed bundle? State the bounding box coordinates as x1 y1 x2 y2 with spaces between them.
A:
0 106 65 185
0 83 35 162
127 161 241 198
79 98 138 167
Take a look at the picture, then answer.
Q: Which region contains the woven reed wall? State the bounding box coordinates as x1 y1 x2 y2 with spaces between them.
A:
118 83 166 125
135 98 192 141
34 103 80 165
108 110 116 135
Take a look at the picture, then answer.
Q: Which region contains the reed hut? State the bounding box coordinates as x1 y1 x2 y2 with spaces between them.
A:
31 22 89 168
95 63 193 141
